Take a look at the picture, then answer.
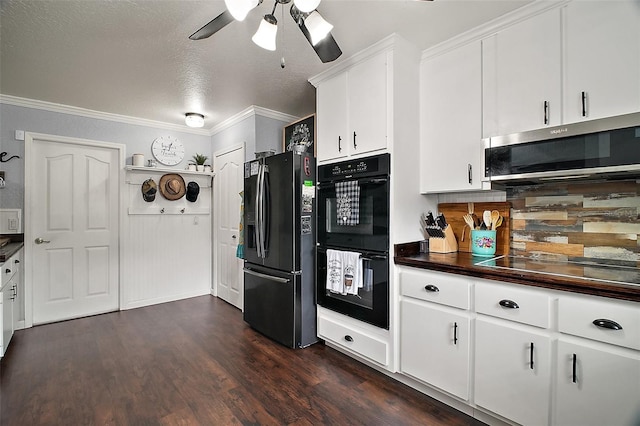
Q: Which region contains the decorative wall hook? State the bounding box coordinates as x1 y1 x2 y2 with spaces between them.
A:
0 152 20 163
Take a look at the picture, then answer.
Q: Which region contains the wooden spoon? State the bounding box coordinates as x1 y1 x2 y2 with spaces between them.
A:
490 210 500 230
494 215 503 229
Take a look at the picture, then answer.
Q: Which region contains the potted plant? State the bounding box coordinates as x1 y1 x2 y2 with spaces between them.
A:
192 154 208 172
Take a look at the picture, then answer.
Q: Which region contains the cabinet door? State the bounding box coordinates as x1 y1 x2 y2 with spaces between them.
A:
400 299 471 400
420 41 482 193
317 72 348 162
475 318 551 426
12 252 23 329
2 281 14 356
555 339 640 426
483 7 562 137
563 1 640 123
347 51 387 155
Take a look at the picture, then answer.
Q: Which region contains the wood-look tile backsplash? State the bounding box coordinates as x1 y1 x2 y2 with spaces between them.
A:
506 179 640 263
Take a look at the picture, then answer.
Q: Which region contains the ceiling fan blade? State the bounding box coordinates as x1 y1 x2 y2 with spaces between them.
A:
298 22 342 63
189 10 234 40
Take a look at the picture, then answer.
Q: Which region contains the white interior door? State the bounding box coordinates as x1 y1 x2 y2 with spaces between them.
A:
28 134 121 324
214 144 245 310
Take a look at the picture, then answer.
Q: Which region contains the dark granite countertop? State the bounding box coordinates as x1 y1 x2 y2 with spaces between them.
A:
394 242 640 303
0 234 25 263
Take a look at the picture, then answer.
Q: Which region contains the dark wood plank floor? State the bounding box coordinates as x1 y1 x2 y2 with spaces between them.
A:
1 296 485 425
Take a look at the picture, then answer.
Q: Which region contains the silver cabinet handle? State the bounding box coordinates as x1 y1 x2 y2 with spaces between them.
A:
35 237 51 244
543 100 549 125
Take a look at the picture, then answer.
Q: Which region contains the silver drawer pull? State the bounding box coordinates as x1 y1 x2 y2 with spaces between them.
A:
592 318 622 330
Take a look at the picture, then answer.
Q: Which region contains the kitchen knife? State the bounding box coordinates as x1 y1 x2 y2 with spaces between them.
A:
426 211 436 226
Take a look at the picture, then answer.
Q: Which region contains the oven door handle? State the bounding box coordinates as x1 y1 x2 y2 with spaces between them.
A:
318 247 388 261
360 254 388 261
317 177 388 188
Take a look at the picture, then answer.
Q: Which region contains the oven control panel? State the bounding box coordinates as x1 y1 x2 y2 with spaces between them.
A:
318 153 390 182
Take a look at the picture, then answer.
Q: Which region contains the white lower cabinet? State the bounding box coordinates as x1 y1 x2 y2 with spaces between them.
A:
400 299 470 400
555 339 640 426
396 270 640 426
474 318 552 426
1 277 15 356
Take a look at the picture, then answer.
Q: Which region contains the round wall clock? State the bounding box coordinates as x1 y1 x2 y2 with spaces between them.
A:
151 136 185 166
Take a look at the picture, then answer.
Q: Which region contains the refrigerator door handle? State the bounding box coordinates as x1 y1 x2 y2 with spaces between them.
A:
256 163 265 258
244 268 291 283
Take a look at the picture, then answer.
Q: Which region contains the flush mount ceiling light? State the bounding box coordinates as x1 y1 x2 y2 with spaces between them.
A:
185 112 205 128
189 0 342 63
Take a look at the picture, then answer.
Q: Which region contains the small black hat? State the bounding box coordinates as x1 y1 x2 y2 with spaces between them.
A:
141 178 157 202
186 181 200 202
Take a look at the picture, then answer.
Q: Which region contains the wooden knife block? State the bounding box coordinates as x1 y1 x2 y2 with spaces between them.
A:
428 225 458 253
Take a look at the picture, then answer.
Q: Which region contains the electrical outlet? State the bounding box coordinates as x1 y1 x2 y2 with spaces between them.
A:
8 218 17 230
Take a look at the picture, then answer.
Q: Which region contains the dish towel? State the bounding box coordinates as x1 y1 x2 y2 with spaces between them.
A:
326 249 344 293
336 180 360 226
341 250 363 296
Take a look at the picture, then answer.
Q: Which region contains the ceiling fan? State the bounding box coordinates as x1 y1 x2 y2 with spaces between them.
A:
189 0 342 63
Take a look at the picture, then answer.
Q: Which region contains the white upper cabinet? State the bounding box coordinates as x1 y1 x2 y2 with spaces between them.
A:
347 52 388 158
483 1 640 138
420 40 483 193
482 7 562 138
562 1 640 123
316 51 388 163
316 72 348 162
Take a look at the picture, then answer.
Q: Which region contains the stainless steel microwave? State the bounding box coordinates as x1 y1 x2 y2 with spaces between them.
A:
482 112 640 183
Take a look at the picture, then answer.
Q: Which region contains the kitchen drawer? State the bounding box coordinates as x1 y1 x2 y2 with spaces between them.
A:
318 316 388 366
475 281 551 328
400 268 471 310
558 295 640 350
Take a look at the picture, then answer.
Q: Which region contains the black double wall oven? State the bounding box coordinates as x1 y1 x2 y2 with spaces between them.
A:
316 153 390 329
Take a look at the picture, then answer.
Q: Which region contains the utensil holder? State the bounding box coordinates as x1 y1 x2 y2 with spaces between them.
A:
429 225 458 253
471 230 497 257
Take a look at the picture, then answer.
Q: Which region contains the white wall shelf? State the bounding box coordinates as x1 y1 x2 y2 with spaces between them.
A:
125 165 215 177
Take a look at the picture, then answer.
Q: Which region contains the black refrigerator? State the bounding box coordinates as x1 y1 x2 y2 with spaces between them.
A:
243 151 318 348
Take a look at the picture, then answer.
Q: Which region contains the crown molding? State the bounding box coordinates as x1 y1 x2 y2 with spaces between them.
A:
0 95 299 137
308 33 407 88
0 94 211 136
209 105 299 136
421 0 572 61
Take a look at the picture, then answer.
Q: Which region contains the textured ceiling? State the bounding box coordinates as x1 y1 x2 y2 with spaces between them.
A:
0 0 531 131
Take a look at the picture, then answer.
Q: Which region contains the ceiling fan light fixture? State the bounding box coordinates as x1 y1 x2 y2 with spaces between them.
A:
304 11 333 45
293 0 321 13
225 0 259 21
185 112 205 128
252 14 278 51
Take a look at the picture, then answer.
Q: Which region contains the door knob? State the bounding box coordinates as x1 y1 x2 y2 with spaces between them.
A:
35 237 51 244
232 235 237 239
